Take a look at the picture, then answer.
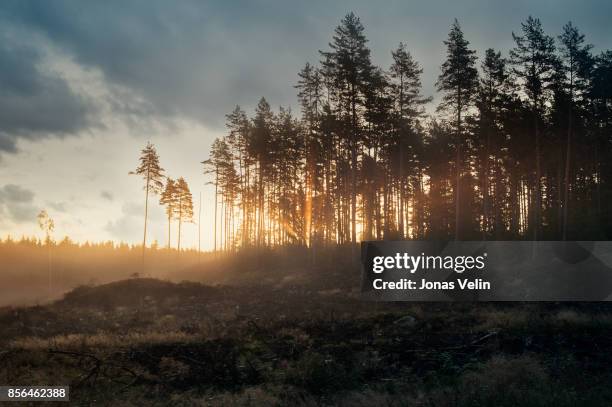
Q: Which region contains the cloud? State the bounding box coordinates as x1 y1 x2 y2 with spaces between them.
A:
121 202 144 217
0 184 34 203
100 190 113 201
0 0 324 129
0 184 38 223
47 201 67 212
5 202 38 222
104 200 163 240
0 0 611 155
105 216 141 240
104 202 141 239
0 27 95 152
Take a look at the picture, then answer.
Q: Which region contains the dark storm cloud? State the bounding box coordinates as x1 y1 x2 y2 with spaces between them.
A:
0 29 94 152
0 184 38 223
0 0 611 150
0 0 320 128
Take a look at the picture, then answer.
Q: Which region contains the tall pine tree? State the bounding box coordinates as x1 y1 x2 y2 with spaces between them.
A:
558 22 593 239
321 12 373 243
160 177 178 249
436 19 478 239
510 16 557 240
175 177 194 252
130 142 164 265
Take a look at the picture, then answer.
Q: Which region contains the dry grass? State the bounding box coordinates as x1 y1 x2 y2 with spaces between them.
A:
552 309 612 327
476 306 612 332
4 279 612 406
475 307 531 330
9 330 200 349
425 355 556 407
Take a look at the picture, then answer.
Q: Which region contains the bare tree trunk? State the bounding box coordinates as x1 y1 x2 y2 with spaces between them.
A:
399 144 405 239
534 104 542 241
482 100 492 240
562 91 573 240
351 84 358 246
142 167 150 271
167 213 171 250
47 235 52 298
198 191 202 262
214 168 218 253
178 196 183 253
455 91 462 241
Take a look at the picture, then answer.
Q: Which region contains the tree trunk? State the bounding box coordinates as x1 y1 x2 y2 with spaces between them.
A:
562 87 573 240
167 213 171 250
534 103 542 241
351 89 358 245
214 168 218 252
178 196 183 253
455 89 462 240
142 167 150 270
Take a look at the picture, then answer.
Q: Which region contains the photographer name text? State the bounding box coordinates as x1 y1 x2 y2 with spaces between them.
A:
370 252 491 291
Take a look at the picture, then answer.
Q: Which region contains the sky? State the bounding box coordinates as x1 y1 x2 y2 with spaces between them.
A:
0 0 610 250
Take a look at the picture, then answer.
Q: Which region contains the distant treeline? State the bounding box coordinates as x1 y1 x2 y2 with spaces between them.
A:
0 236 204 305
203 13 612 249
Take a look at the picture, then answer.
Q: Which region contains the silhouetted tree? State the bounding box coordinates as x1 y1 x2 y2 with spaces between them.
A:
37 210 54 295
590 51 612 236
202 13 612 249
436 19 478 239
476 48 510 238
389 42 431 237
130 142 164 264
159 177 178 249
558 22 593 239
175 177 194 252
321 12 374 243
510 16 557 239
296 63 323 246
224 106 252 247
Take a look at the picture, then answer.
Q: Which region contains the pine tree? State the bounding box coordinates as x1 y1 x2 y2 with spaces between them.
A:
296 63 323 126
558 22 593 239
590 51 612 232
320 12 373 243
250 98 274 246
476 49 510 237
510 16 557 240
389 43 431 237
390 43 431 125
175 177 194 252
436 19 478 239
296 63 323 246
225 106 252 247
159 177 178 249
203 139 222 252
130 142 164 265
201 14 612 246
37 210 55 295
